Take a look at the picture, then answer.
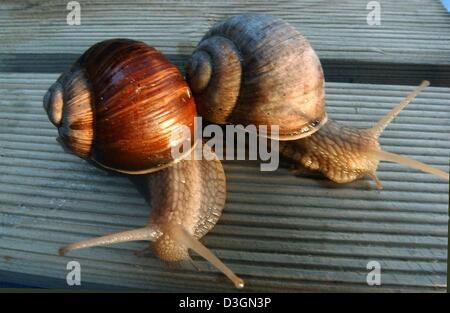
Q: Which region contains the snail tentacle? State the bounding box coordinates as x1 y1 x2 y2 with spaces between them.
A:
367 80 448 182
370 80 430 137
368 172 383 190
167 223 244 289
372 150 449 181
58 225 163 256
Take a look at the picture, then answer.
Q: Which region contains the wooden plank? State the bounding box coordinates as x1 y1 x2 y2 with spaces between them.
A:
0 73 448 292
0 0 449 85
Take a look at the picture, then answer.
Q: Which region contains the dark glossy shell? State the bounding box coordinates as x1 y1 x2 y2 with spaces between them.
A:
44 39 197 174
186 14 327 140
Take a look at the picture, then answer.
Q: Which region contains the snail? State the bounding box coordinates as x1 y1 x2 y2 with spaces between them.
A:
43 38 244 288
186 14 449 188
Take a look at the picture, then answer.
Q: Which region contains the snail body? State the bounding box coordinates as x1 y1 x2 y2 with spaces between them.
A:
187 15 449 187
279 120 381 186
59 147 243 288
279 81 449 187
44 39 244 288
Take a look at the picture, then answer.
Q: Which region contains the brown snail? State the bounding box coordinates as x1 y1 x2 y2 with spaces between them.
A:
186 14 449 188
43 39 244 288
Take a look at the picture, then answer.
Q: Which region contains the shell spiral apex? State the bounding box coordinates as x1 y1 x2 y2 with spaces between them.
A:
186 14 327 140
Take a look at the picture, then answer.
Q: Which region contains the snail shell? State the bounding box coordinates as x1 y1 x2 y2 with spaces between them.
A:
186 14 327 140
44 39 197 174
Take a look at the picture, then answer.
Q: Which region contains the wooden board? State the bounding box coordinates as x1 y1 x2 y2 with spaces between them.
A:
0 0 450 85
0 73 448 292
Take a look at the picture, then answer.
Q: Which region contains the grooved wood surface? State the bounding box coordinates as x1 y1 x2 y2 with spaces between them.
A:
0 0 450 85
0 73 448 292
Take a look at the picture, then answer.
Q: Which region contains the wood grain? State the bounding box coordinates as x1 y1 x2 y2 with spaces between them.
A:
1 0 449 85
